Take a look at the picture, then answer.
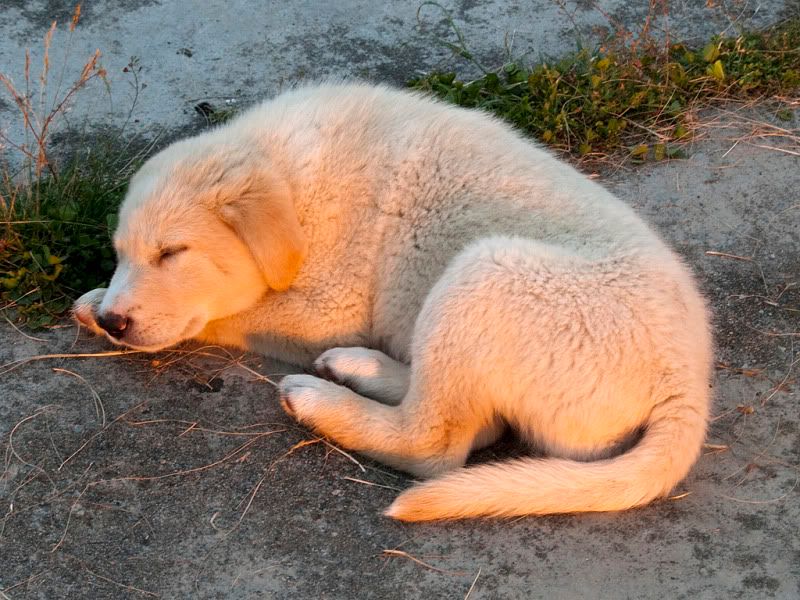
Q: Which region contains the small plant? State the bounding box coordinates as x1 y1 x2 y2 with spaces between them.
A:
0 5 106 180
0 5 144 327
1 150 139 327
194 100 239 125
410 3 800 160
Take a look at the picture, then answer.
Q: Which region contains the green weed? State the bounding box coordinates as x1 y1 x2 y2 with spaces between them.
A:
1 147 141 327
0 6 146 327
410 5 800 160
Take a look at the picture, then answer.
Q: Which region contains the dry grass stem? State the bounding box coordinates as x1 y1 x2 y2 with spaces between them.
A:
760 349 799 407
342 476 403 492
125 418 284 438
667 491 692 500
52 367 106 425
717 476 799 505
52 430 280 551
705 249 769 295
381 549 467 576
724 417 783 484
745 142 800 156
268 438 321 470
2 313 48 342
704 250 754 261
229 472 268 532
57 399 148 471
319 438 367 472
703 443 730 452
139 345 280 387
0 350 146 377
0 11 106 180
0 571 49 596
464 568 481 600
81 565 159 598
4 405 60 488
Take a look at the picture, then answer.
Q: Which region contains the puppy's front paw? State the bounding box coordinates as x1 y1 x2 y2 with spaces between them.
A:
314 347 382 384
279 374 343 424
72 288 108 335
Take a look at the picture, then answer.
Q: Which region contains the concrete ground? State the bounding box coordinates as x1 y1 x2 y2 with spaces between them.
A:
1 1 799 598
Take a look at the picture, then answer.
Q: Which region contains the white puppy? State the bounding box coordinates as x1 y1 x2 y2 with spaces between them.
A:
74 83 712 521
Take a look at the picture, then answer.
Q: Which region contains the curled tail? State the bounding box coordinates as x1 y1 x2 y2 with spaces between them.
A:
385 393 709 521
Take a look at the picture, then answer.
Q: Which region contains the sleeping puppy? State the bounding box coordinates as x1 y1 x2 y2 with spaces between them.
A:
74 82 712 521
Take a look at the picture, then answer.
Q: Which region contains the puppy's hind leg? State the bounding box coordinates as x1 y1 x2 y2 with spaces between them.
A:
279 370 483 477
314 347 410 405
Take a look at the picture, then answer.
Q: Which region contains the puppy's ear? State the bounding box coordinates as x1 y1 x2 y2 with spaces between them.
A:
218 173 307 291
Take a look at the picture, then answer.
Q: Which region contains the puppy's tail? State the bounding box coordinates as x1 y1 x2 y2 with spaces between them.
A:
385 393 708 521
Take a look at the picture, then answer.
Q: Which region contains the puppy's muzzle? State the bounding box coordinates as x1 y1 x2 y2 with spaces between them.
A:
96 312 130 339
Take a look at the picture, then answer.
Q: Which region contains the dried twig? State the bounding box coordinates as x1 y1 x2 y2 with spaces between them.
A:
0 350 146 377
3 405 60 491
342 477 403 492
81 565 159 598
57 399 148 471
0 571 50 596
667 491 692 500
760 345 799 407
704 250 754 261
745 142 800 156
464 568 482 600
381 549 466 576
125 418 285 438
52 367 106 426
2 313 48 342
717 476 799 505
320 438 367 472
52 430 279 552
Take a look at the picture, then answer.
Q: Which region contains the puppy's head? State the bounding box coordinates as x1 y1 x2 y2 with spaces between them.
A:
74 145 307 351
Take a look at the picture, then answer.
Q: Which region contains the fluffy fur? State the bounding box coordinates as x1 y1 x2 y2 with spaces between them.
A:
74 82 713 521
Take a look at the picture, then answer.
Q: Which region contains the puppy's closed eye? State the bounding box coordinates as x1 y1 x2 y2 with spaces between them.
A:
157 245 188 264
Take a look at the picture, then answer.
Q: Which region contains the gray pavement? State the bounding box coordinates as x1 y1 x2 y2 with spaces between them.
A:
1 1 799 599
0 0 791 153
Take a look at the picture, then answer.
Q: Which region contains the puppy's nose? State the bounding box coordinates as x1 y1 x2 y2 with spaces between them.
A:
97 312 129 338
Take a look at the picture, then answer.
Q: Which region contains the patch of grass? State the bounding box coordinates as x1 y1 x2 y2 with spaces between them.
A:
0 5 147 327
1 147 139 327
410 5 800 160
193 100 239 125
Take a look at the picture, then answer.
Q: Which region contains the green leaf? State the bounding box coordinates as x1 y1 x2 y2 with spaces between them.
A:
702 42 720 63
708 60 725 83
44 263 63 281
629 91 647 108
666 146 688 159
673 124 689 140
1 277 19 290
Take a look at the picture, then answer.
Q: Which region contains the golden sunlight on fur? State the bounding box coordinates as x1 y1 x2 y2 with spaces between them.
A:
74 83 712 521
